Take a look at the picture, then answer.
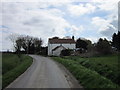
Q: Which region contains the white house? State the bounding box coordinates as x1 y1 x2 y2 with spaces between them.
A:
48 37 76 56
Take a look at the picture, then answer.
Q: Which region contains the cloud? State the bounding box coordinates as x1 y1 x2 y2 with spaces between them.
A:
92 17 117 38
1 0 72 8
91 0 118 39
86 37 98 43
68 3 96 16
1 0 118 51
0 28 13 51
69 25 84 37
1 2 71 50
92 0 118 11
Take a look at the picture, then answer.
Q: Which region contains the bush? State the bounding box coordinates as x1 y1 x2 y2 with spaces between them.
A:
60 49 73 56
96 38 112 55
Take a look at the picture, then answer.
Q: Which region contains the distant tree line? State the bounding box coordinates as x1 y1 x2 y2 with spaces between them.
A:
9 31 120 56
75 31 120 56
10 35 47 55
112 31 120 51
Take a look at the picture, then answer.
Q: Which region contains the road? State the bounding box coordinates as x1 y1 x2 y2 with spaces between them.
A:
7 55 81 88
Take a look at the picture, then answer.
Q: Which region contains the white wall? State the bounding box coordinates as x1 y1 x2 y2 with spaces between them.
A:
53 47 65 56
48 43 75 56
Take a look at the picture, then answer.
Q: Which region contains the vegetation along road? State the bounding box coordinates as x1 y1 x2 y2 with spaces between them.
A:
52 54 119 88
7 55 81 88
2 53 33 89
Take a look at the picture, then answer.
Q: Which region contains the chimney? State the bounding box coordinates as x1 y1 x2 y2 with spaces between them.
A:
72 36 74 40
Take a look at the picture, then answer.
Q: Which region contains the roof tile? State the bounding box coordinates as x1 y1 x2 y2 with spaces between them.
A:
49 38 75 44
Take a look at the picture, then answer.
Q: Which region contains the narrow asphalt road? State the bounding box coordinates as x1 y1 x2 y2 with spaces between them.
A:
7 55 81 88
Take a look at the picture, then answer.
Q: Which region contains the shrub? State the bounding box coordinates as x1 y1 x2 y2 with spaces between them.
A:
60 49 73 56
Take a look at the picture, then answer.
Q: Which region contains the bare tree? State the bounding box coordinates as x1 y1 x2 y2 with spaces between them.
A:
8 34 19 51
13 35 43 54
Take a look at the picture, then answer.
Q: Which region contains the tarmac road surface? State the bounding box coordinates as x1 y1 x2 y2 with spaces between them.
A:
7 55 82 88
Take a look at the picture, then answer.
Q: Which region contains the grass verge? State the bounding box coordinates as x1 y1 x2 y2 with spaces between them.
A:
52 57 119 88
63 55 119 85
2 54 33 89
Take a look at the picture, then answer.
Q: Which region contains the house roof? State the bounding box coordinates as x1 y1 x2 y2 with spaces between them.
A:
49 38 75 44
52 45 66 51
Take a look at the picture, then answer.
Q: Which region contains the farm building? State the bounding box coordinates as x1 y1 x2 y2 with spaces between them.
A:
48 37 76 56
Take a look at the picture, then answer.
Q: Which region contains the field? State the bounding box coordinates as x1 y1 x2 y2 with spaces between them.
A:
2 53 33 89
52 54 119 88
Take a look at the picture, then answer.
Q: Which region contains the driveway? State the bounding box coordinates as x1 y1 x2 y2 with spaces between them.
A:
7 55 81 88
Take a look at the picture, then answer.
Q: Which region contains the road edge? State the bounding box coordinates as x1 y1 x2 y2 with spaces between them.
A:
6 55 35 88
49 57 83 89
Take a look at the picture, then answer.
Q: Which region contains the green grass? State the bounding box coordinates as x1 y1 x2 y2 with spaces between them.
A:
2 53 22 74
52 55 119 88
63 54 119 85
2 53 33 89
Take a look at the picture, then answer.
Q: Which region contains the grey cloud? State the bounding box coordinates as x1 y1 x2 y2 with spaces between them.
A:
23 18 41 25
100 26 117 37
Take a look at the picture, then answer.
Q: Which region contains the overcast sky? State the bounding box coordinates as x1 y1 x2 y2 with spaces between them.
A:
0 0 119 51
